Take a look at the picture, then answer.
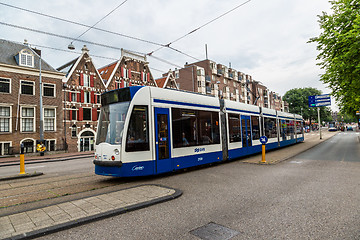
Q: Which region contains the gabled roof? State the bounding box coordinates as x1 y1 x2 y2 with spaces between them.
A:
0 39 57 72
155 77 167 88
98 61 118 84
157 71 178 89
57 45 105 88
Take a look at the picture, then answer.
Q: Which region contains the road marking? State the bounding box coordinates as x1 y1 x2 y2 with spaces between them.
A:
289 161 302 164
27 166 45 169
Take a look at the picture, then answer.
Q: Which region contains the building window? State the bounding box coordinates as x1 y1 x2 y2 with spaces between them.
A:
71 91 77 102
0 78 10 93
71 124 77 137
43 83 55 97
0 106 11 132
0 142 11 155
44 108 55 131
83 74 90 87
22 139 34 153
45 139 56 151
84 91 91 103
83 108 91 121
96 93 101 104
21 107 35 132
19 49 34 67
21 81 34 95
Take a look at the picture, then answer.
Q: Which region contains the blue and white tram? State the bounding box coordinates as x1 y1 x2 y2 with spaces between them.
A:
94 86 304 177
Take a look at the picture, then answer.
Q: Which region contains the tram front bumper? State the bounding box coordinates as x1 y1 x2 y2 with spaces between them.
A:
93 160 123 167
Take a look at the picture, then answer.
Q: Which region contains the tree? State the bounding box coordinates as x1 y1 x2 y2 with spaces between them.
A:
283 87 332 123
309 0 360 117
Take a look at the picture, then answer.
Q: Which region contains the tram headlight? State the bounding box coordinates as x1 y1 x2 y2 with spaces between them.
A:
114 149 120 155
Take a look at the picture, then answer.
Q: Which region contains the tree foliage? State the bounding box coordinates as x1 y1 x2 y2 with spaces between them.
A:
283 87 332 122
309 0 360 117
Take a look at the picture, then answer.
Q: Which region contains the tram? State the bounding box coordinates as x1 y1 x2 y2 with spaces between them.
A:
94 86 304 177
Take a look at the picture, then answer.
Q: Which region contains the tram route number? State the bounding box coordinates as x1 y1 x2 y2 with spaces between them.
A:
194 147 205 153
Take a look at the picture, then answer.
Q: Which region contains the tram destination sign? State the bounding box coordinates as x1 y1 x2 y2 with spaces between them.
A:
308 94 331 107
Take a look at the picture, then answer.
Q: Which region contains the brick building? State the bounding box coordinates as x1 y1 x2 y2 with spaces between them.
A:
0 39 65 155
98 49 157 90
172 59 288 111
57 45 106 152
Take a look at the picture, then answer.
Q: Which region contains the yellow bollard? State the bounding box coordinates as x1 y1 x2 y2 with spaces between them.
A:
19 143 26 174
261 144 266 163
20 154 25 174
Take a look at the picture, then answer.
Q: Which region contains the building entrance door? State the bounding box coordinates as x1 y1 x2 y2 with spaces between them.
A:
80 131 95 152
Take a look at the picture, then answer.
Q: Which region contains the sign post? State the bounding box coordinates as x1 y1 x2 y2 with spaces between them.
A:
308 94 331 140
260 136 268 163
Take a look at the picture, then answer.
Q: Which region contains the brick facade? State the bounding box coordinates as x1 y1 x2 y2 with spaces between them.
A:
0 40 65 155
58 46 106 153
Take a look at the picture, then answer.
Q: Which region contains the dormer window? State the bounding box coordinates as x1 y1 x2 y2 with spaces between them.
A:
18 49 34 68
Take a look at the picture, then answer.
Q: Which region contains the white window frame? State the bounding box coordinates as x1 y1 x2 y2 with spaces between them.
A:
43 83 56 97
83 108 92 121
0 105 12 133
19 49 35 68
0 141 12 155
70 90 77 102
83 74 90 87
84 91 91 103
21 80 35 95
0 78 11 94
44 108 56 132
45 139 56 151
20 106 35 132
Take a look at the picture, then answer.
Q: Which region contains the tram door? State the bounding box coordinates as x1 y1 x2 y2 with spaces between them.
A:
241 116 252 147
154 108 172 174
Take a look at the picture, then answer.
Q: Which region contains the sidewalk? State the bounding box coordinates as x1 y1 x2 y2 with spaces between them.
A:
0 151 94 167
0 184 182 240
241 130 338 164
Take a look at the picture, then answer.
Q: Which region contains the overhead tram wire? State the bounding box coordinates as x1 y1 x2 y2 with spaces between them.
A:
70 0 128 46
147 0 252 56
0 1 163 47
0 1 199 60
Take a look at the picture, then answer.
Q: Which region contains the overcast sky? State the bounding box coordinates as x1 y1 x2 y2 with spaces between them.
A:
0 0 335 106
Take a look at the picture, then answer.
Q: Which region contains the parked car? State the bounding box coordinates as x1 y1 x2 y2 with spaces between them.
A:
328 127 337 132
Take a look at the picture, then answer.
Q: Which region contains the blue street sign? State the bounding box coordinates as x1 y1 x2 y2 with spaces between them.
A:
308 94 331 107
260 136 268 144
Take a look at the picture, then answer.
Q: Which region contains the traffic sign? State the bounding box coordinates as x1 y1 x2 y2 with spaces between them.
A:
308 94 331 107
260 136 268 144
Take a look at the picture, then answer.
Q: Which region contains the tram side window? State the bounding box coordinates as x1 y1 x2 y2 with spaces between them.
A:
296 121 303 135
125 106 149 152
287 120 295 139
251 116 260 140
264 117 277 139
280 120 287 141
172 108 220 148
229 113 241 143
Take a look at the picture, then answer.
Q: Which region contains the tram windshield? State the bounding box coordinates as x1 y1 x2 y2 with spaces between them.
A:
96 102 130 145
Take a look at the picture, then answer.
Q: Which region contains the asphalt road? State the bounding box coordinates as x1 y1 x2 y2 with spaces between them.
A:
35 131 360 239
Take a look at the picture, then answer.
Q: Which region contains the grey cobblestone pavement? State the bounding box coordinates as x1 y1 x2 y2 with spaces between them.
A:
0 185 181 240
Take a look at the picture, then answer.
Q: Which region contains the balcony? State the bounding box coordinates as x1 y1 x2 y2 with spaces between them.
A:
206 86 212 94
229 73 233 79
217 69 223 76
205 75 211 83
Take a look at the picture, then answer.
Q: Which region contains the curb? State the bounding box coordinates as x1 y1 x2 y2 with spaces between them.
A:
4 184 183 240
0 154 93 167
0 172 43 182
246 133 338 165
